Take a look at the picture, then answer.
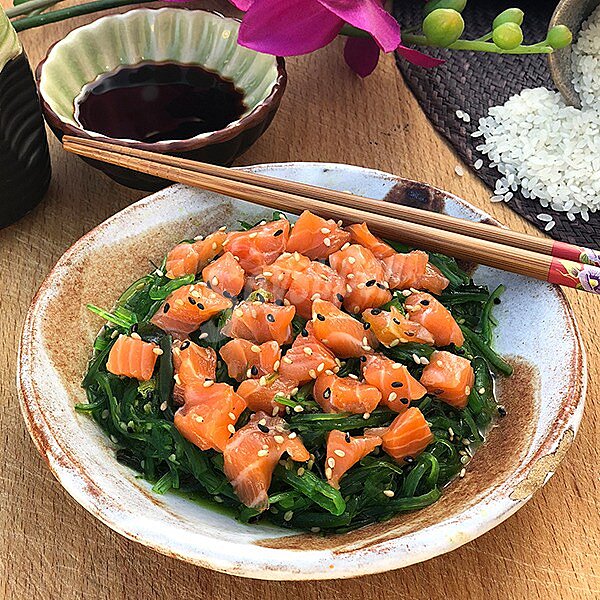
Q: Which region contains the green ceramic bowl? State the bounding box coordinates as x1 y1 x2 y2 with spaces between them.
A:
36 8 286 190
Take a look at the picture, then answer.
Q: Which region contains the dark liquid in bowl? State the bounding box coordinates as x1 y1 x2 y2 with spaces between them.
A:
75 62 246 143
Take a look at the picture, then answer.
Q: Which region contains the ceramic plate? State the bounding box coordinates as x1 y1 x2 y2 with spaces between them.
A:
17 163 586 580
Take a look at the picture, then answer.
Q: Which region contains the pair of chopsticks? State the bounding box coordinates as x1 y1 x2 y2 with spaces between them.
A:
62 135 600 295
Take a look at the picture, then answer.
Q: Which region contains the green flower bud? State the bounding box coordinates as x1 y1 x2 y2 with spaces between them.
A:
492 22 523 50
423 9 465 47
547 25 573 50
492 8 525 29
424 0 467 17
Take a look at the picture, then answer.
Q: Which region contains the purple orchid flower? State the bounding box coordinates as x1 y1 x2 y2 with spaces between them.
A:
229 0 442 76
577 265 600 293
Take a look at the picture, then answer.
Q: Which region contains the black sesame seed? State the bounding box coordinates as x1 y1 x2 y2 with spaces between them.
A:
400 398 409 404
275 299 284 306
256 293 265 303
163 303 170 313
180 340 191 350
404 331 415 337
222 290 233 299
336 293 344 303
257 423 270 433
323 387 331 399
498 405 507 417
360 355 367 362
316 313 325 321
404 456 414 464
266 313 275 323
301 328 309 337
131 323 138 333
363 322 371 330
420 299 430 306
273 229 284 237
493 297 501 305
371 308 382 315
391 381 404 388
188 297 197 305
365 279 376 287
376 283 386 290
251 365 259 376
392 318 401 325
345 432 351 443
197 303 205 310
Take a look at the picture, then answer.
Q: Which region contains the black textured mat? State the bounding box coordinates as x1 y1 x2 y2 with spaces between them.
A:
394 0 599 246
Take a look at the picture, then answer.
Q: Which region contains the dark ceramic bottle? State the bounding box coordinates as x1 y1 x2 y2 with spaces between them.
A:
0 9 51 228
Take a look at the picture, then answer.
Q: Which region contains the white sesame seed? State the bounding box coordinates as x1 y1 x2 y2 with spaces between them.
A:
310 527 320 533
228 424 236 434
341 242 350 251
297 467 305 476
274 435 285 444
173 374 181 385
363 412 371 420
303 347 313 356
160 402 167 411
474 158 484 170
291 387 299 395
272 406 280 416
259 375 267 386
420 356 429 365
348 256 356 264
294 405 304 413
389 339 400 347
401 289 412 297
288 431 297 439
325 467 333 479
465 386 471 395
388 392 397 402
153 347 163 355
248 232 257 239
251 344 261 353
203 379 214 387
273 360 281 371
383 489 395 497
327 457 336 468
347 273 355 279
211 242 218 250
228 412 236 420
412 354 421 364
320 227 331 234
317 362 325 373
308 369 317 379
194 414 204 423
246 368 253 378
262 271 273 277
283 356 293 364
334 449 346 457
257 449 269 457
283 510 294 521
454 165 464 177
478 387 486 394
198 332 209 340
194 234 204 241
459 468 466 478
234 309 243 317
130 332 141 340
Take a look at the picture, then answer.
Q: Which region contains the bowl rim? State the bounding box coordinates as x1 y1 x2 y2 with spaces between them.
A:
35 7 287 152
17 163 587 580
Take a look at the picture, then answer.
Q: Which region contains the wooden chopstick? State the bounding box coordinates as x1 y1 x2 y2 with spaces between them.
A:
63 135 600 268
62 136 600 295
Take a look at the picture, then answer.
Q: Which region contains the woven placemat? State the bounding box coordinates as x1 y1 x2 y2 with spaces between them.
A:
393 0 599 247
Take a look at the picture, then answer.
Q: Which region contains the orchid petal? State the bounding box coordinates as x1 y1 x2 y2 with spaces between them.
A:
229 0 253 10
318 0 400 52
238 0 343 56
344 37 380 77
397 45 445 68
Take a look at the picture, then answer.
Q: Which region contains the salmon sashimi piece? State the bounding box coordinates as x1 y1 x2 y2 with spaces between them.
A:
164 231 227 279
313 372 381 414
237 376 298 414
346 223 395 259
278 321 338 385
201 251 245 298
329 244 391 314
172 340 217 403
262 251 311 297
221 300 295 345
420 350 474 409
404 292 464 347
225 219 290 274
174 382 247 452
378 407 434 464
382 250 429 290
362 354 427 412
286 210 350 260
219 339 281 382
325 430 382 488
362 305 435 347
152 283 232 339
106 334 159 381
285 260 346 319
224 412 310 510
311 299 377 357
413 262 449 295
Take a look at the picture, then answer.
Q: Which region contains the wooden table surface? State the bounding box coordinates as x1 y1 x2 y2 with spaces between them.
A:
1 2 598 598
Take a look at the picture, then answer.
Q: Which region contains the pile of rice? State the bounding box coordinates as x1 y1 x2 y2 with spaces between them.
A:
470 6 600 228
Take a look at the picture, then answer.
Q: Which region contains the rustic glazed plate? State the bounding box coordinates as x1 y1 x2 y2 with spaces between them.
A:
18 163 586 580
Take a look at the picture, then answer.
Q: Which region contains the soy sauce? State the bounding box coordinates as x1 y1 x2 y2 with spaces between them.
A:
75 62 246 143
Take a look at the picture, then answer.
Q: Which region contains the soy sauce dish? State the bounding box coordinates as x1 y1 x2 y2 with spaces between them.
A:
17 164 586 580
36 8 286 190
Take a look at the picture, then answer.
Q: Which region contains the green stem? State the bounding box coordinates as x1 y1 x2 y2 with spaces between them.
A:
12 0 152 31
402 33 554 54
339 23 370 39
6 0 60 18
474 32 493 42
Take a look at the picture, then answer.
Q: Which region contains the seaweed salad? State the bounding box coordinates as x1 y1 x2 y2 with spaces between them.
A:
78 210 512 533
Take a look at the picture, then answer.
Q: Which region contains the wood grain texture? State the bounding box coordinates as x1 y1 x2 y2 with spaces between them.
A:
0 2 598 598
